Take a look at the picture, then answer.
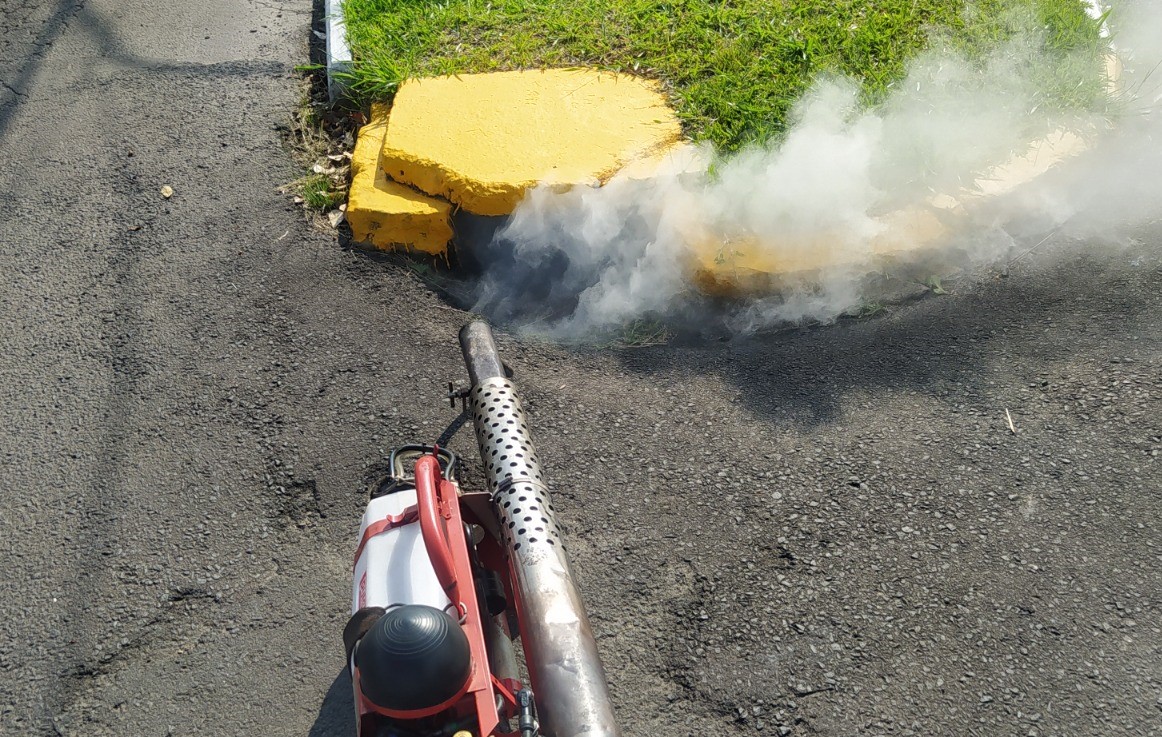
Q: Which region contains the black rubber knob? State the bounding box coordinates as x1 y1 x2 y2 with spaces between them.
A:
355 604 472 712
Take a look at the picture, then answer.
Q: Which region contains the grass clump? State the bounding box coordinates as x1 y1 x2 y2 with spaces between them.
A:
281 85 355 218
340 0 1107 151
300 172 345 210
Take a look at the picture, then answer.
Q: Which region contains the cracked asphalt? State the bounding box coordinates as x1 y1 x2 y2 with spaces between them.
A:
1 1 1159 736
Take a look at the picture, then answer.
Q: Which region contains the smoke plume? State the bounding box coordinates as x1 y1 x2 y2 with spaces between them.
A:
467 1 1161 341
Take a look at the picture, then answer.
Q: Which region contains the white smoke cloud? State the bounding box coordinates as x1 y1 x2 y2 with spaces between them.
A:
469 1 1161 340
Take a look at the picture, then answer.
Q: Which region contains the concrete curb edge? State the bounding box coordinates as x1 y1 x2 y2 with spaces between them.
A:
324 0 352 101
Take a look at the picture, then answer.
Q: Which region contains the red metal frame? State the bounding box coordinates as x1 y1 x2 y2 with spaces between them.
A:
415 456 463 609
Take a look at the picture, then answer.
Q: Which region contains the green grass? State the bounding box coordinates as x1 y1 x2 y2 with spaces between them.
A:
340 0 1106 151
301 172 344 210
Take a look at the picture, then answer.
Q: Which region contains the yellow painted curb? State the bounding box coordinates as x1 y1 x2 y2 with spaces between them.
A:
380 69 683 217
689 206 951 296
347 104 454 257
690 125 1096 295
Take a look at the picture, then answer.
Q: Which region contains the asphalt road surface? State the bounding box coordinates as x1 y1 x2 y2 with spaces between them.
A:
1 1 1158 736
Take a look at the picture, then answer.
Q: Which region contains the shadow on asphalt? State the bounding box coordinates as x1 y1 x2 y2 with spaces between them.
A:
309 669 355 737
342 236 1159 431
0 0 291 139
610 247 1160 428
0 0 79 141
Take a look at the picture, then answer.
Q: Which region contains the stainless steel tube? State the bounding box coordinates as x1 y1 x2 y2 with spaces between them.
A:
459 322 621 737
459 321 507 386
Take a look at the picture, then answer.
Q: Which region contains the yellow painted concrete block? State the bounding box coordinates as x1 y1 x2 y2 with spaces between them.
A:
380 69 683 216
689 207 952 296
347 105 454 256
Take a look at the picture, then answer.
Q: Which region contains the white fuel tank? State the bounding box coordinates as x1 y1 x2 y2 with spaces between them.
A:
352 487 451 615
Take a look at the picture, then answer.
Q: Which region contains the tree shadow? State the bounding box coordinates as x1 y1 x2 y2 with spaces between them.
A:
608 246 1161 429
1 0 84 141
345 226 1159 434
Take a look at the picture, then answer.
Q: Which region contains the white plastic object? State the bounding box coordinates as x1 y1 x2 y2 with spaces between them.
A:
352 487 451 614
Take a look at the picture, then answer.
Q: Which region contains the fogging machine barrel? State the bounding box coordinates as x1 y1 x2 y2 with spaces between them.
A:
458 322 622 737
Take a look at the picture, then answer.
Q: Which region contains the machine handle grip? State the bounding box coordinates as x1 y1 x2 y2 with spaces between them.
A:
414 455 461 609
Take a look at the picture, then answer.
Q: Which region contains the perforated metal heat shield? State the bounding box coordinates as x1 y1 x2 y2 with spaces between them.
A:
460 322 620 737
470 379 566 556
